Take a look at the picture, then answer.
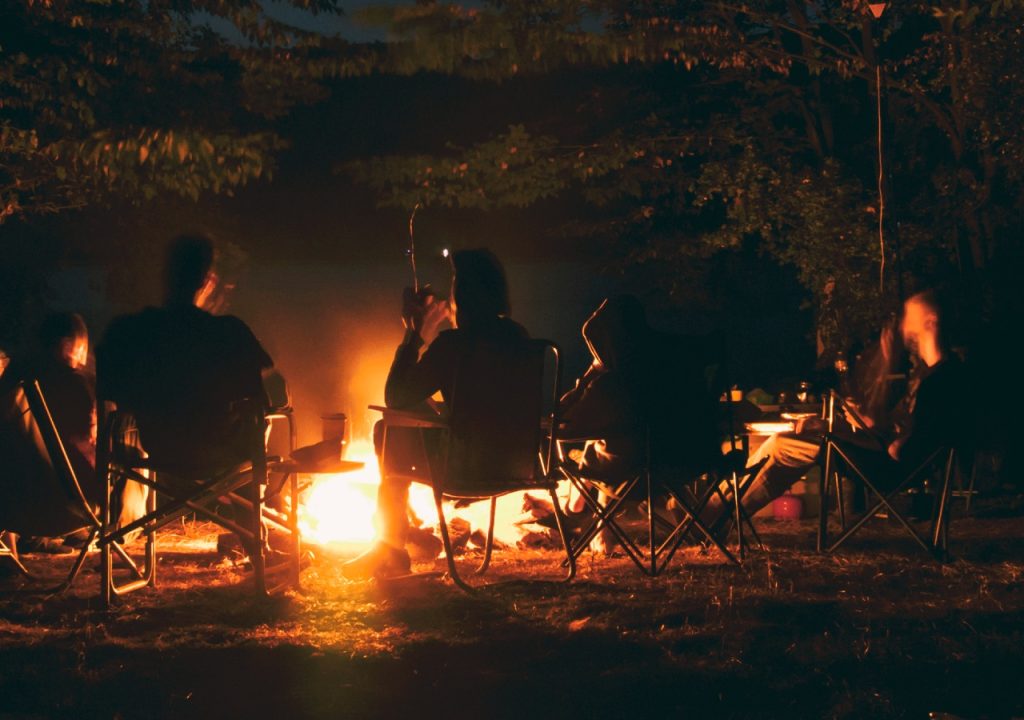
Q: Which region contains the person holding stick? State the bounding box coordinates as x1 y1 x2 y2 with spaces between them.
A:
342 248 527 580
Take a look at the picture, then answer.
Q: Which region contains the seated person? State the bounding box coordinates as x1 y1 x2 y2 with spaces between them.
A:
560 296 647 481
0 314 96 483
0 314 97 550
33 313 97 492
560 297 720 550
706 290 969 523
343 248 526 579
97 234 273 474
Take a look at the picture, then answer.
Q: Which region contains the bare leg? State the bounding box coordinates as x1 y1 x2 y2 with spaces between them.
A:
376 473 411 550
703 432 822 525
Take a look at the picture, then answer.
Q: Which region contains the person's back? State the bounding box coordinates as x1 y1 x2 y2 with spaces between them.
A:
642 330 721 476
97 235 272 472
385 313 528 410
561 298 720 479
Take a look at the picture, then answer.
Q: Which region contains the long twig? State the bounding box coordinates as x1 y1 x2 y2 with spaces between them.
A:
876 64 886 293
408 202 421 292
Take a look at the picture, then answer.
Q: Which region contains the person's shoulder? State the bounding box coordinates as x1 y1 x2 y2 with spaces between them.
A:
104 307 149 333
102 306 163 342
212 313 272 365
931 354 967 379
499 317 530 338
212 313 255 334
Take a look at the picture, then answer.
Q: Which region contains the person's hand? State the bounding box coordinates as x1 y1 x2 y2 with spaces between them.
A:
401 287 451 345
401 286 425 331
887 437 904 461
842 399 874 431
419 295 451 345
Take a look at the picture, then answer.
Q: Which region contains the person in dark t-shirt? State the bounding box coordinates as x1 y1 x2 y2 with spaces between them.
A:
97 235 273 474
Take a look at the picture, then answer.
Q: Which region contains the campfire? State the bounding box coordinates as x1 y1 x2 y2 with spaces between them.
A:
297 434 571 557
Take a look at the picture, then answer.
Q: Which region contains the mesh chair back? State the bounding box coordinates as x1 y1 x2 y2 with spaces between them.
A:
443 338 547 493
640 331 721 476
0 381 93 536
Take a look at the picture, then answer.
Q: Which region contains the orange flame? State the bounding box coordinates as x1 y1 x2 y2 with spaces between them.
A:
298 437 570 552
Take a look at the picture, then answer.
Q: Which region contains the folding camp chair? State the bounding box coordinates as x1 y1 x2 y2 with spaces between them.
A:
0 379 152 594
696 353 769 561
96 398 301 605
372 338 575 592
557 333 742 576
817 390 957 560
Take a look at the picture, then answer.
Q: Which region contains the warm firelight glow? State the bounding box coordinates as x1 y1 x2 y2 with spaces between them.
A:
298 438 439 546
298 437 570 553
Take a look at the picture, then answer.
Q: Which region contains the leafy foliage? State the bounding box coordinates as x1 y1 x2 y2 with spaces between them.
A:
0 0 360 222
348 0 1024 347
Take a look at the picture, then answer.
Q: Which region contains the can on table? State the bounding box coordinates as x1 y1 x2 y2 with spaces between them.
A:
320 413 350 458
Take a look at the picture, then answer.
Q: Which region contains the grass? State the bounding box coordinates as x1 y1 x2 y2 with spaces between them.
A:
1 510 1023 719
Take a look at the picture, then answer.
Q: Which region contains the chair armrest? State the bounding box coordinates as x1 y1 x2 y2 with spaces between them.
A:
368 405 449 429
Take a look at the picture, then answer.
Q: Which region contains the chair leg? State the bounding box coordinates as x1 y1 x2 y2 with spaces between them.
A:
249 477 267 596
101 460 113 608
827 476 934 555
290 472 301 589
932 451 955 560
732 472 744 561
818 441 834 552
475 497 497 575
646 468 657 576
661 484 739 567
563 474 646 568
720 471 764 553
834 470 846 530
548 487 576 582
145 482 157 589
99 474 157 603
435 492 473 592
55 528 98 595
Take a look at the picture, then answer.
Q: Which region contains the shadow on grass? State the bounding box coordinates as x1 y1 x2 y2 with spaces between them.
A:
2 621 1023 719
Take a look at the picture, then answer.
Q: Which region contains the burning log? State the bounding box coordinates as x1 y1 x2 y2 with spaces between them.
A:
447 517 472 553
407 525 442 561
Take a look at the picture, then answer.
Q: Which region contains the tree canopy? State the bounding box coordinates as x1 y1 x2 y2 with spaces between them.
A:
0 0 371 222
348 0 1024 342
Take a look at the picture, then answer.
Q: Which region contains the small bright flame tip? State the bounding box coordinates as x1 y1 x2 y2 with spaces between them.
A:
442 248 450 258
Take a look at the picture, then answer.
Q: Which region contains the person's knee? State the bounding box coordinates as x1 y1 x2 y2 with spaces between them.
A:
772 434 821 467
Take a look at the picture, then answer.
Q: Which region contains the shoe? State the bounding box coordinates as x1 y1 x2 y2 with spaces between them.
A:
61 528 93 549
341 542 411 581
406 526 442 561
20 537 75 556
